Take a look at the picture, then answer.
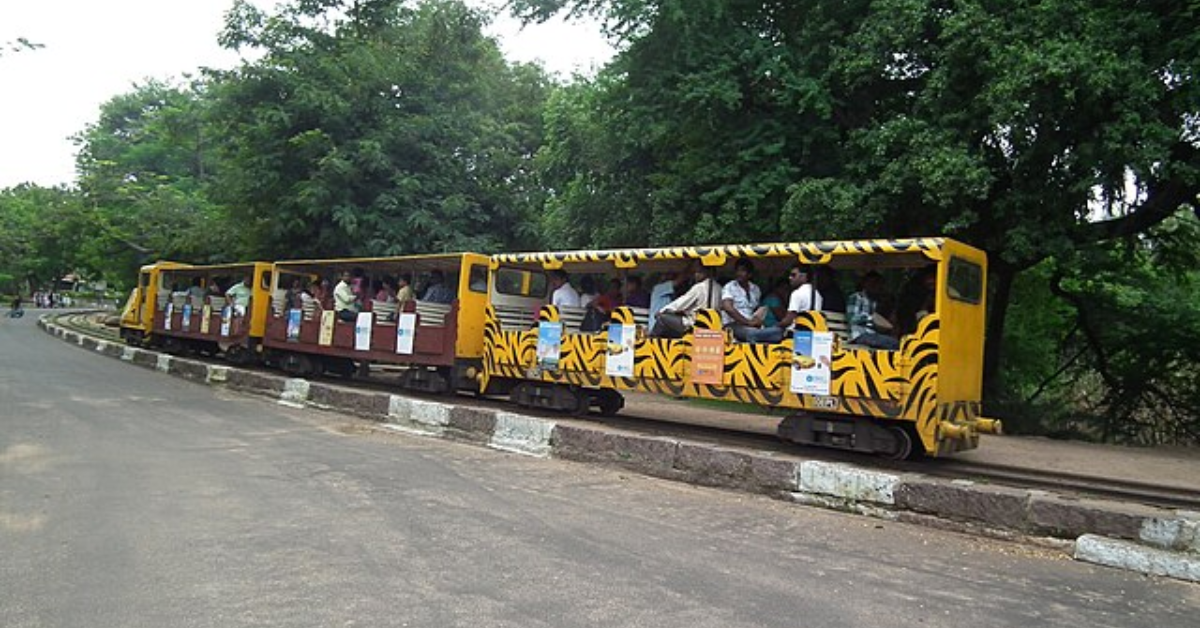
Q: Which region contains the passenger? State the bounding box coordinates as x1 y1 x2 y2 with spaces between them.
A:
395 273 415 306
421 270 455 304
284 278 306 310
577 275 598 308
847 271 899 350
721 259 779 343
334 270 359 322
648 269 687 322
375 278 397 303
548 269 581 308
813 266 846 313
760 278 789 328
591 278 624 315
351 268 368 303
624 275 651 309
774 265 822 333
895 265 937 336
225 273 254 316
206 279 224 298
187 277 206 303
651 264 721 339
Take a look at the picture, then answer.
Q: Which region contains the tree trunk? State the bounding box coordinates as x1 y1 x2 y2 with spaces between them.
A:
982 262 1016 408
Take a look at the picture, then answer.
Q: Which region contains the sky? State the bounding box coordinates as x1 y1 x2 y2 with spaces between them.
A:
0 0 614 189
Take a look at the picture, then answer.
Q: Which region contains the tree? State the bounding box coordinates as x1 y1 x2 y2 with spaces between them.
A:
0 185 93 291
206 0 552 259
73 79 231 284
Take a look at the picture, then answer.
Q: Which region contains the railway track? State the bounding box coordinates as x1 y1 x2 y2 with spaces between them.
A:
50 312 1200 513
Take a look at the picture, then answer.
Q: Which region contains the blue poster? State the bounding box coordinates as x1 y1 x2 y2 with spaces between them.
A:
604 323 636 377
220 305 232 337
790 331 833 395
181 304 192 331
286 308 302 341
536 322 563 370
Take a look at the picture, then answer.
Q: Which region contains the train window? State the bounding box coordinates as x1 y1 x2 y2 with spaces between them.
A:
259 271 272 290
494 268 548 297
468 265 488 293
947 257 982 304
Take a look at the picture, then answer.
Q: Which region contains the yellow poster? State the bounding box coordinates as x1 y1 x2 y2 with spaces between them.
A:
200 305 212 334
319 310 336 346
691 328 725 386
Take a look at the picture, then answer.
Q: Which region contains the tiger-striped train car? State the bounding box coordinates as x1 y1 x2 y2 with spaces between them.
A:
484 238 1001 458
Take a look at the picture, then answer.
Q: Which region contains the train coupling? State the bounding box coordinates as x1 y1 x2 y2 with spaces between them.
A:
939 417 1003 441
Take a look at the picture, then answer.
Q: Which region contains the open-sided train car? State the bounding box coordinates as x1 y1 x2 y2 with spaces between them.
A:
132 262 273 362
483 238 1001 458
262 253 499 391
120 260 189 345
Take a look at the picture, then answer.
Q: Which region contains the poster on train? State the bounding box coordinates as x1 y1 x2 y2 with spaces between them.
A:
200 305 211 334
220 306 232 337
536 322 562 370
604 323 636 378
163 303 173 330
395 313 416 355
181 304 192 331
318 310 335 346
354 312 373 351
790 331 833 396
286 309 302 341
691 328 725 385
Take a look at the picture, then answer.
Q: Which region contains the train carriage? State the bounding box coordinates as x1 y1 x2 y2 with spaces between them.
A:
144 263 272 361
262 253 496 391
120 260 190 346
484 238 1001 458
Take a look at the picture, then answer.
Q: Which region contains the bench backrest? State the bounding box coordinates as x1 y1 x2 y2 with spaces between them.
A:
494 304 535 331
372 300 399 323
415 300 452 327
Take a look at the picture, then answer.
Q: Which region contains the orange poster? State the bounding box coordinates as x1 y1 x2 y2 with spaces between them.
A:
691 328 726 386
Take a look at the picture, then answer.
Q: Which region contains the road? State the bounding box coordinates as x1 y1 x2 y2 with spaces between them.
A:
2 312 1197 627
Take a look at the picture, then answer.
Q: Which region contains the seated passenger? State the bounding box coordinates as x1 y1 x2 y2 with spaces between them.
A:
847 271 898 350
760 278 789 328
774 265 823 332
421 271 455 304
187 277 206 303
395 274 415 306
578 275 599 308
225 274 254 316
284 278 307 310
334 270 359 322
721 259 781 344
648 269 688 323
624 275 651 309
813 266 846 313
375 278 397 303
895 265 937 336
591 278 624 315
651 264 721 339
548 269 581 308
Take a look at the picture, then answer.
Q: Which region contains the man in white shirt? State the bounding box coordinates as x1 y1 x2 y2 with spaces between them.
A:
334 270 358 322
225 274 254 317
651 264 720 338
721 258 781 343
549 270 581 308
648 269 687 322
775 265 823 333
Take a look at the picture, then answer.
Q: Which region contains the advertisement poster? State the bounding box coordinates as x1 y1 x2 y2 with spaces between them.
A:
691 328 725 385
395 313 416 355
286 309 302 341
318 310 335 346
790 331 833 396
181 304 192 331
354 312 373 351
163 303 173 330
220 306 232 337
536 322 563 370
200 305 211 334
604 323 636 378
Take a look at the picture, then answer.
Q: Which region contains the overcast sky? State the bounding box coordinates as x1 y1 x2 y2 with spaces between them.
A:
0 0 613 189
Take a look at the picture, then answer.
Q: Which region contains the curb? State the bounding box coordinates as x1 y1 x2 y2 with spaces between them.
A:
39 316 1200 583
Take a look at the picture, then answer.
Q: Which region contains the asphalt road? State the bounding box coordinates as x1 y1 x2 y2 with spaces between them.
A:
2 312 1197 628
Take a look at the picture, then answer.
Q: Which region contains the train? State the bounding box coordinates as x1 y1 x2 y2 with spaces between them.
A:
119 238 1001 458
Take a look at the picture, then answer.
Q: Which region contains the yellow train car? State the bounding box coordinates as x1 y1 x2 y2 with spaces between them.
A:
119 260 190 345
483 238 1001 457
143 263 274 362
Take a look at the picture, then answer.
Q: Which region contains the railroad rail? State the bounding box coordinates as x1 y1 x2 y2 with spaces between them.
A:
50 311 1200 513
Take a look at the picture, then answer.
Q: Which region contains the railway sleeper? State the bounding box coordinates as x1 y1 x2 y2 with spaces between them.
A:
778 413 918 460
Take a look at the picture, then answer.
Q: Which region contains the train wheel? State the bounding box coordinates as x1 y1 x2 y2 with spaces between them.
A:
593 389 624 417
886 425 914 461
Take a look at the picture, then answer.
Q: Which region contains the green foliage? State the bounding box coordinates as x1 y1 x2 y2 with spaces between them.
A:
206 0 551 259
0 185 93 289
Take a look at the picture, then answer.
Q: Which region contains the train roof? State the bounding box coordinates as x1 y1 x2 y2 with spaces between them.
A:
492 237 978 273
271 252 474 274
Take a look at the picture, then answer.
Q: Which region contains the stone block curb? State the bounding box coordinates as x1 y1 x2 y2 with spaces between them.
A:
39 317 1200 583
